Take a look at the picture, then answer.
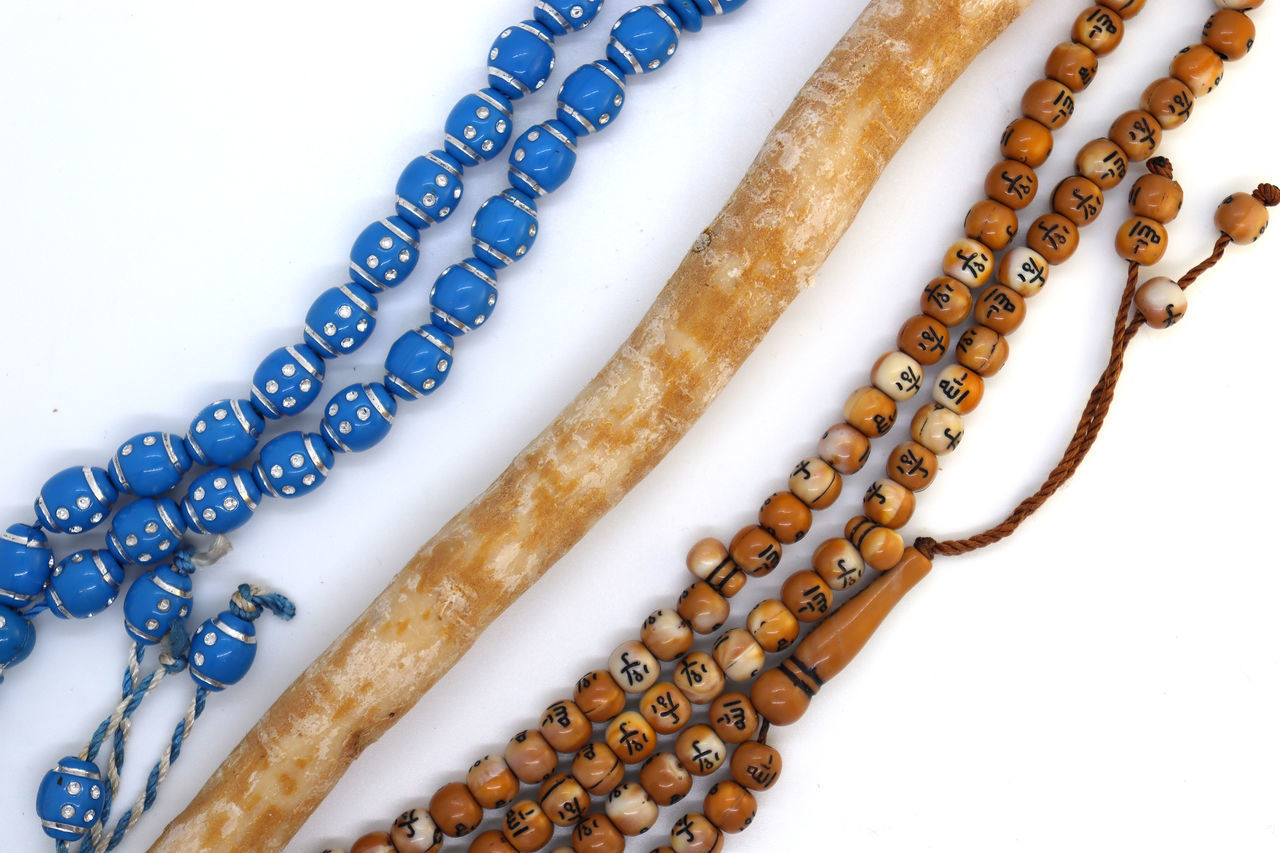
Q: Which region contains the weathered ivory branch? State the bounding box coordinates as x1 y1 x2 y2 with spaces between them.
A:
152 0 1035 849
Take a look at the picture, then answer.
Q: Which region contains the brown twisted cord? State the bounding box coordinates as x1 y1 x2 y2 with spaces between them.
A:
915 233 1232 561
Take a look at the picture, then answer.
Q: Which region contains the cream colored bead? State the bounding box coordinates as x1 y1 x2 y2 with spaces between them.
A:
942 238 995 287
1135 276 1187 329
871 350 925 401
817 422 870 474
605 782 659 836
609 640 659 694
810 536 865 590
745 599 799 653
712 628 766 682
685 538 745 597
674 651 726 704
676 725 728 776
391 809 443 853
641 608 694 661
933 365 985 415
1216 0 1264 8
862 478 916 529
997 246 1049 297
910 403 965 455
788 457 842 509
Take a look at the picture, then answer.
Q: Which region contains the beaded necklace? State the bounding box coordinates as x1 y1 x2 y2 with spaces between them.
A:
0 0 1274 845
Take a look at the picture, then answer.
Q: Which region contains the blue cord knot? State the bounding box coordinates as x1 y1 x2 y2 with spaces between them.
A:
171 549 197 576
228 584 296 623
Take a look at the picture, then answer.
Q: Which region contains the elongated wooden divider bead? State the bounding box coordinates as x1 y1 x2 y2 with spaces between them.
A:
810 537 865 591
1052 176 1103 227
1141 77 1195 129
573 742 625 796
703 781 757 834
817 423 870 475
1128 172 1183 223
757 490 811 544
1116 216 1168 264
1202 9 1255 61
639 752 692 807
1000 118 1053 169
1109 110 1162 161
897 314 950 366
605 782 658 836
539 774 590 827
505 730 558 785
1076 137 1128 190
673 651 725 704
1027 213 1080 264
1045 41 1098 92
709 693 760 744
956 325 1010 377
677 582 728 635
468 830 517 853
1171 44 1224 97
467 754 519 809
641 682 693 734
351 831 396 853
727 525 781 577
712 628 765 681
933 365 985 415
745 599 799 653
606 710 657 764
429 782 483 838
751 547 934 726
676 725 726 777
788 457 841 509
942 238 995 287
391 808 443 853
502 800 554 852
964 198 1019 250
641 609 693 661
571 813 625 853
1021 78 1075 130
1215 192 1269 243
1135 276 1187 329
575 670 627 722
541 699 593 752
842 385 897 438
669 813 724 853
863 478 917 528
1073 5 1124 55
922 276 974 327
729 742 782 793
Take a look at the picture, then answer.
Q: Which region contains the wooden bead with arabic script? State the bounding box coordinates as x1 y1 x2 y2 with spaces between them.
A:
391 809 443 853
888 441 938 492
641 609 693 661
897 314 951 366
1099 0 1145 18
728 525 782 578
505 730 558 785
941 238 995 288
501 800 553 852
842 385 897 438
1075 137 1128 190
605 710 657 765
1215 192 1269 243
605 782 659 836
670 815 724 853
685 537 745 597
1202 9 1255 61
1109 110 1162 162
639 752 692 807
745 599 799 653
975 284 1027 335
788 458 841 509
712 628 766 681
955 325 1011 377
466 830 516 853
466 754 520 810
817 423 869 475
677 582 729 635
863 478 917 529
934 365 985 416
999 118 1053 169
910 403 965 455
709 693 760 744
871 350 925 402
1128 172 1183 223
997 246 1049 297
570 814 624 853
758 490 812 544
540 699 593 752
1045 41 1098 92
984 159 1039 210
572 742 625 796
538 774 591 827
673 651 725 704
574 670 627 723
1027 213 1080 264
1141 77 1195 129
703 781 757 834
640 682 693 734
1021 78 1075 130
675 725 727 777
964 199 1019 250
781 570 833 622
429 782 483 838
1115 216 1168 265
1170 44 1223 97
1073 5 1124 55
729 742 782 793
351 832 396 853
810 536 865 591
921 276 974 327
608 641 659 695
1135 276 1188 329
1051 176 1103 227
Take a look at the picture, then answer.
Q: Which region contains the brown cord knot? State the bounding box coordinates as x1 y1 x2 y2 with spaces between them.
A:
1252 183 1280 207
1147 157 1174 179
913 537 938 561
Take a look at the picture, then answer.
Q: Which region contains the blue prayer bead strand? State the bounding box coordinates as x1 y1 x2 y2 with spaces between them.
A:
181 468 261 535
252 431 334 499
35 466 118 535
487 20 557 99
0 523 54 608
509 120 579 197
445 90 515 167
348 216 421 293
534 0 605 35
430 260 500 335
45 550 124 619
108 432 192 498
0 603 36 675
662 0 704 32
394 152 465 231
304 284 378 359
472 189 539 268
384 327 455 401
105 498 186 567
693 0 751 15
607 5 682 75
250 344 326 420
36 756 104 841
321 383 398 453
557 61 627 134
122 564 193 646
185 399 264 468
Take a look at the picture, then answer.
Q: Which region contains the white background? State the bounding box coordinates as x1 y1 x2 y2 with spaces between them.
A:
1 1 1278 851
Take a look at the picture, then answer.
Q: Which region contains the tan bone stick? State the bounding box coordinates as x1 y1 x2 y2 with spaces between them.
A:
152 1 1034 850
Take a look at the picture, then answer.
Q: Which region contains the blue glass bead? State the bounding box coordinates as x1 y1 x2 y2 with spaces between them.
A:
535 0 605 35
189 609 257 691
35 466 118 535
607 5 682 75
384 326 455 401
185 399 265 468
108 431 192 497
304 284 378 359
487 20 557 99
472 190 539 268
250 344 326 419
692 0 750 15
0 603 36 674
123 563 193 645
252 431 334 499
395 151 465 230
105 497 186 566
182 468 260 535
557 61 627 135
430 261 499 335
509 120 578 197
45 549 123 619
445 90 515 167
348 215 421 293
663 0 704 32
0 523 54 608
36 757 104 841
321 383 397 452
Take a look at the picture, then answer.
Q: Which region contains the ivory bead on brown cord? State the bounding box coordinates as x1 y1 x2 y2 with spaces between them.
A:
709 693 760 744
1027 212 1081 264
467 830 517 853
1052 175 1104 226
1171 43 1224 96
675 725 729 778
933 365 986 416
897 313 951 366
390 808 443 853
501 800 554 852
537 774 590 827
1135 276 1188 329
816 422 870 475
942 237 996 287
608 640 660 695
1075 136 1129 190
955 324 1012 377
871 350 926 402
964 198 1020 250
1045 40 1098 92
1129 171 1184 222
756 490 812 544
727 524 782 577
1072 5 1124 55
703 781 757 835
910 403 965 455
505 730 558 786
780 570 834 623
1021 78 1076 130
712 628 766 681
975 283 1028 334
745 599 799 654
685 538 745 597
810 536 866 590
787 457 842 509
428 782 483 838
638 752 692 808
997 246 1050 297
1215 191 1270 243
605 710 657 765
570 814 625 853
572 743 625 797
673 651 726 705
676 582 729 635
921 275 975 326
640 682 693 735
466 754 519 810
845 514 906 571
999 117 1054 168
1116 215 1169 264
888 441 939 492
669 813 725 853
863 478 917 529
842 385 898 437
1109 109 1163 162
540 700 594 754
640 609 694 662
1141 77 1195 129
605 782 659 836
1203 8 1256 60
984 159 1039 210
350 831 396 853
574 670 627 723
